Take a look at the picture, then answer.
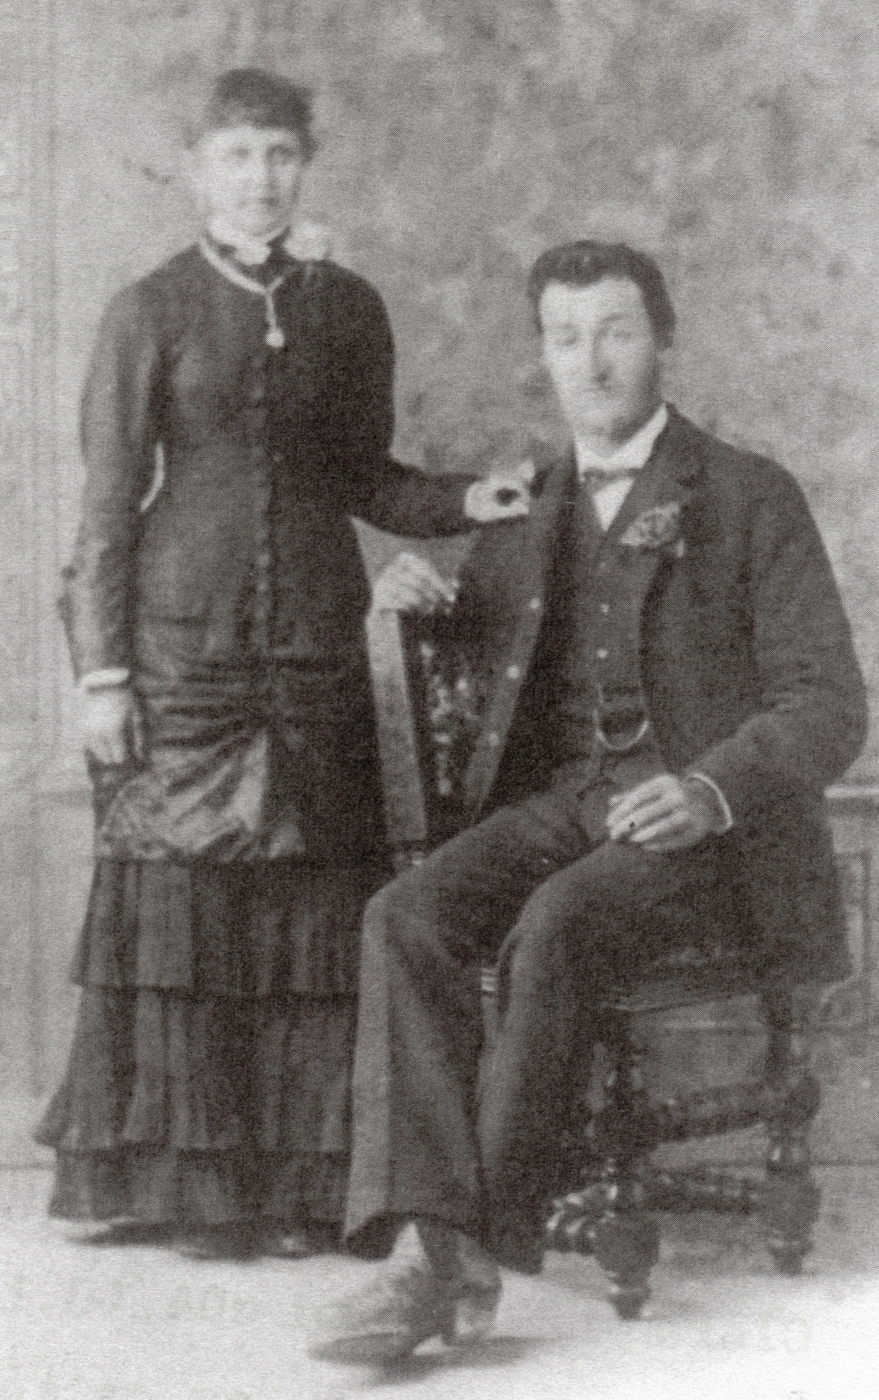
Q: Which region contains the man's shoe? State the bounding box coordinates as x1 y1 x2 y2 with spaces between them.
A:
307 1220 501 1364
308 1255 456 1363
453 1231 502 1343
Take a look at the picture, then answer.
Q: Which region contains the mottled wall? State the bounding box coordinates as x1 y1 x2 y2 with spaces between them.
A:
4 0 879 1152
51 0 879 769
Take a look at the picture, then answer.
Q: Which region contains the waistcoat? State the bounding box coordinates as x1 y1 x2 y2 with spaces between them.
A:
552 483 655 763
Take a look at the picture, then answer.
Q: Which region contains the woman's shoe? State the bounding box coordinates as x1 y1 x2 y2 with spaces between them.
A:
307 1220 501 1364
261 1221 316 1259
176 1224 260 1261
56 1219 171 1247
264 1218 342 1257
258 1220 338 1265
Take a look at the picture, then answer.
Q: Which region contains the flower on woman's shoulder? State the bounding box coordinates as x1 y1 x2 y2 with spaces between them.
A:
619 501 684 556
284 220 334 261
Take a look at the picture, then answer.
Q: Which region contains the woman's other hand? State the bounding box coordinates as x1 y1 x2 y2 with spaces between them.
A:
81 685 145 766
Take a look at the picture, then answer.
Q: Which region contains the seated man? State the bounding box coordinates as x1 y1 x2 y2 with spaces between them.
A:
310 240 867 1362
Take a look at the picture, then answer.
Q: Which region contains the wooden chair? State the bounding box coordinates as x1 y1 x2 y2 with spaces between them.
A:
366 607 827 1319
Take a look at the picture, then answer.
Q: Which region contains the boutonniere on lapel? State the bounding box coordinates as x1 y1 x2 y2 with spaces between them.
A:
619 502 685 558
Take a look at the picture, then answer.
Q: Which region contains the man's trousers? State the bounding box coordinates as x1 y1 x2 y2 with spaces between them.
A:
345 767 738 1273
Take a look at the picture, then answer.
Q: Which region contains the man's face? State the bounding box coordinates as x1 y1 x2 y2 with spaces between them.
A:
193 124 306 239
538 276 663 446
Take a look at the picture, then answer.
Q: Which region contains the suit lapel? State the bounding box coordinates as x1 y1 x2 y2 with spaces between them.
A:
596 411 704 619
461 448 575 818
529 446 581 587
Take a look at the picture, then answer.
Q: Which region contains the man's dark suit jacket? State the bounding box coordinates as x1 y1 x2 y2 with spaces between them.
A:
437 407 867 982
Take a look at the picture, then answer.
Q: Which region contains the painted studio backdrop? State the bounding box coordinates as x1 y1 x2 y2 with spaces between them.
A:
2 0 879 1168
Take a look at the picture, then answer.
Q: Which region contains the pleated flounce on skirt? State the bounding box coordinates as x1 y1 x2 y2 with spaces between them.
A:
35 856 387 1228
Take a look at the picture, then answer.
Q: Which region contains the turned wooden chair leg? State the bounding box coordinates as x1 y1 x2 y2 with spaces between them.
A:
589 1018 661 1319
760 989 822 1276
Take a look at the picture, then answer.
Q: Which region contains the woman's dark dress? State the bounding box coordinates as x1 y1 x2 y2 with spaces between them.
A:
36 239 472 1228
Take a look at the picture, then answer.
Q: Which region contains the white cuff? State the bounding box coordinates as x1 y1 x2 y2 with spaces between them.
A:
686 772 734 833
79 668 130 691
463 480 481 520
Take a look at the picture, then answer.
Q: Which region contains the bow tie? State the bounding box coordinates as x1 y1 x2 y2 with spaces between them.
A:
580 465 638 490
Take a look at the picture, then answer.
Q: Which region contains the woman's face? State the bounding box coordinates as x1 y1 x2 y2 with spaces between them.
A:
193 123 306 239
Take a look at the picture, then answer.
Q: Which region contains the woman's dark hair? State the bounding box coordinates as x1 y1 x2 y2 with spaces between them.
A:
526 240 675 347
188 68 316 160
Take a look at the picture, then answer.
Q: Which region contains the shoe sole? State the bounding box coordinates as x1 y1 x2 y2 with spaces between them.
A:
308 1300 500 1365
308 1330 428 1365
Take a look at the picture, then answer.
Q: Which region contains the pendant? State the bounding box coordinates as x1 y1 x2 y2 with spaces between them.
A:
265 326 285 349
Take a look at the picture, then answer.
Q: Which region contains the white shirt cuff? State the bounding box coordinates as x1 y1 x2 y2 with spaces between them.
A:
686 772 734 833
79 668 130 691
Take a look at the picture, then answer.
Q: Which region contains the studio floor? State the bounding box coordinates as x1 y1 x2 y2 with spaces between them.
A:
1 1167 877 1400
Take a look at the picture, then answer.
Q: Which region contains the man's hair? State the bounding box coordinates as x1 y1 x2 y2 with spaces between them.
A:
526 240 675 347
188 68 316 159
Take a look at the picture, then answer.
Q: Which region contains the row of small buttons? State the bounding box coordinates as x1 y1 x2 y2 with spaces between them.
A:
483 598 542 749
245 345 286 655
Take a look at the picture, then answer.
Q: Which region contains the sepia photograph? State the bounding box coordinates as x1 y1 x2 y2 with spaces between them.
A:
1 3 877 1397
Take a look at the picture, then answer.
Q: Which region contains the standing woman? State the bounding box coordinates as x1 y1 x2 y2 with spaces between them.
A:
36 69 525 1259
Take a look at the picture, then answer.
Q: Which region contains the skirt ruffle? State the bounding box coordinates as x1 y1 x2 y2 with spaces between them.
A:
43 1145 351 1229
36 986 356 1225
72 856 388 997
37 856 383 1227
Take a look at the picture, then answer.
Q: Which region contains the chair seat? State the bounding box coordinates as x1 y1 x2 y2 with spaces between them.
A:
608 946 790 1015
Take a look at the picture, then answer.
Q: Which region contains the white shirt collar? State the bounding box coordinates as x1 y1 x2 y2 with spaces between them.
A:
206 218 290 266
574 402 668 477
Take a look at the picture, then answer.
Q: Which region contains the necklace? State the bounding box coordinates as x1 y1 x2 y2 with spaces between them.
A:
199 237 291 348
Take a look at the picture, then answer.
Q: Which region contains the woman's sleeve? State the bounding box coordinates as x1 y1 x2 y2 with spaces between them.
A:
329 271 475 538
60 283 163 679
